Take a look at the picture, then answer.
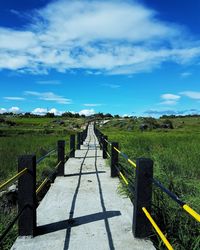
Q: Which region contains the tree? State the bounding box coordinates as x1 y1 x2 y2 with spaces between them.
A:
45 112 55 118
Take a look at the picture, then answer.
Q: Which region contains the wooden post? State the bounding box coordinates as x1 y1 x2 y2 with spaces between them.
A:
77 132 81 149
18 155 36 236
102 135 108 159
57 140 65 176
70 135 75 157
111 142 118 177
133 158 153 238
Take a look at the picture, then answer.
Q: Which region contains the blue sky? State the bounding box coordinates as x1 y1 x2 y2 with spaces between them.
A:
0 0 200 116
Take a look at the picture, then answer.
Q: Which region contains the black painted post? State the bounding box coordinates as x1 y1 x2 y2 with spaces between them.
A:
99 134 103 150
85 129 87 141
81 132 84 144
102 135 108 159
82 131 85 143
57 140 65 176
77 132 81 149
70 135 75 157
111 142 118 177
18 155 36 236
133 158 153 238
84 130 87 141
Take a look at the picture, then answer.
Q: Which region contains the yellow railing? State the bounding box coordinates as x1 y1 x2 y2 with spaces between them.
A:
0 168 28 191
142 207 173 250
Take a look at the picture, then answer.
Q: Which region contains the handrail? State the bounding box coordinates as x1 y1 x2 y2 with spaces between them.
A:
152 178 200 222
55 160 61 169
36 160 63 195
0 168 28 191
113 146 137 168
142 207 173 250
113 164 129 184
0 205 28 243
36 178 49 195
119 171 129 185
111 141 200 223
36 148 57 164
106 151 111 158
0 131 78 243
65 148 74 161
104 138 112 146
95 128 200 248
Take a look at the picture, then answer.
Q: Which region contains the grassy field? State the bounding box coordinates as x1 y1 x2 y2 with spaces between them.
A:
1 115 200 249
100 117 200 250
0 116 86 249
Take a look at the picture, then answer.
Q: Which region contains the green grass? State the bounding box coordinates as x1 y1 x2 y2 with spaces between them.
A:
100 118 200 249
0 117 86 249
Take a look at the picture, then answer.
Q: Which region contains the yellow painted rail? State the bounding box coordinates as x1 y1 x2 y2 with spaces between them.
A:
54 161 61 169
183 204 200 222
36 178 49 195
113 146 136 168
142 207 173 250
0 168 28 191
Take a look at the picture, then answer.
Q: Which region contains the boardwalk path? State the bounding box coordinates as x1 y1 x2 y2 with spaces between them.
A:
12 124 155 250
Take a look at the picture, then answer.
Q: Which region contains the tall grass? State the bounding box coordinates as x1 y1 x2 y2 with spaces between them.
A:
0 134 69 183
0 133 70 249
101 129 200 249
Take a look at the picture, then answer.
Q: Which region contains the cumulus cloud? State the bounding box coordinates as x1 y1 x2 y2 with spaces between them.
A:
25 91 71 104
0 108 7 114
9 106 20 113
32 107 62 115
32 108 47 115
48 108 62 115
0 0 200 74
79 109 95 116
0 107 21 113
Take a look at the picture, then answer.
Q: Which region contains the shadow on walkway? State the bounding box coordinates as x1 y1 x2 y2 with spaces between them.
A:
64 171 106 177
37 211 121 235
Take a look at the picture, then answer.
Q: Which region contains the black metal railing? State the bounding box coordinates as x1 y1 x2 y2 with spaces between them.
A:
94 125 200 250
0 124 89 244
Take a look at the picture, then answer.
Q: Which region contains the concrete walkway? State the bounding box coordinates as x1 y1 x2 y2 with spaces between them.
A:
12 125 155 250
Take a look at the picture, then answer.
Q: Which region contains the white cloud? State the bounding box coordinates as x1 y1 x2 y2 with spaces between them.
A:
9 106 20 113
159 100 178 105
48 108 62 115
0 1 200 74
25 91 71 104
83 103 102 107
32 108 47 115
161 94 180 100
36 80 61 85
4 97 25 101
31 107 62 115
144 109 199 116
180 91 200 100
0 108 7 114
79 109 95 116
159 93 180 105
